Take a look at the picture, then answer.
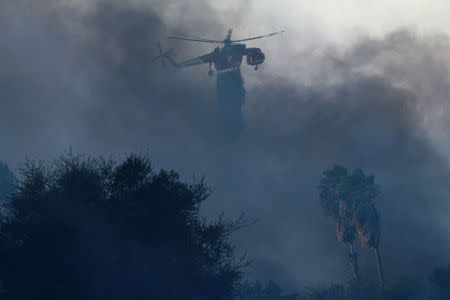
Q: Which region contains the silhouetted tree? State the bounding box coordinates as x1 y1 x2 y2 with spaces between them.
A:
0 153 243 300
0 162 16 200
353 197 383 289
347 169 383 289
0 162 15 229
319 165 383 288
319 165 359 280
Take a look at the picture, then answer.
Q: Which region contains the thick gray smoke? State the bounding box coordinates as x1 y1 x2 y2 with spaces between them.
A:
1 0 450 293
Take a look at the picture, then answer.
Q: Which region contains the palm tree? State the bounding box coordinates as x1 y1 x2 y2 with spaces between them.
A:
319 165 384 288
346 168 384 289
336 219 359 280
354 199 384 289
319 165 359 280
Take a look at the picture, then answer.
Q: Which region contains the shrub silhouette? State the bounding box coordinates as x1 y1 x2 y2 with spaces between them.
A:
0 153 243 300
0 161 15 222
0 162 16 199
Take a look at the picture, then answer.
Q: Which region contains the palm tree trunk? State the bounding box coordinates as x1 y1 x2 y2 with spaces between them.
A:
374 247 384 289
348 243 358 280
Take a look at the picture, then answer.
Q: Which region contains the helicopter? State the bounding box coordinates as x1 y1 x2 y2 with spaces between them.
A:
156 29 284 77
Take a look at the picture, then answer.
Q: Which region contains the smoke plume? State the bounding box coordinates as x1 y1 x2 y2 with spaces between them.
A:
1 0 450 292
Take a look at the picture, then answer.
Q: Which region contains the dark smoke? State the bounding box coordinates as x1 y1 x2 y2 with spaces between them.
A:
0 0 450 293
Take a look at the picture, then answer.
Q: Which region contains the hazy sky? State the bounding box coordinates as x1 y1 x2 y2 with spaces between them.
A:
1 0 450 293
64 0 450 42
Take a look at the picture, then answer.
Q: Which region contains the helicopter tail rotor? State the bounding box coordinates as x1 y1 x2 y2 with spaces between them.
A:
152 42 176 68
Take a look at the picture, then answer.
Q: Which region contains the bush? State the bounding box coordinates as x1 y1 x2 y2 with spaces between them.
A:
0 153 243 300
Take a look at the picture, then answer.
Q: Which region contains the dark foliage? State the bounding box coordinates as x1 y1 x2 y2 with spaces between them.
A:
0 162 15 228
0 153 243 300
0 162 16 199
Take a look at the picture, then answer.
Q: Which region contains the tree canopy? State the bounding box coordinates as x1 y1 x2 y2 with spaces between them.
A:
0 153 243 300
318 165 383 288
0 162 16 200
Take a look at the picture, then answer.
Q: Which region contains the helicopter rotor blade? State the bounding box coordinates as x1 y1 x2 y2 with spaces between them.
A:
168 36 224 44
231 30 285 43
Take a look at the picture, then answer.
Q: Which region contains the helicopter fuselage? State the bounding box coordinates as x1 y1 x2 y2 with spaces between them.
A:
165 29 281 76
211 43 265 72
